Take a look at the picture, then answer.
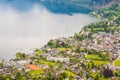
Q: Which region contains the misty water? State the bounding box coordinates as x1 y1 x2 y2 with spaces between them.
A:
0 1 97 59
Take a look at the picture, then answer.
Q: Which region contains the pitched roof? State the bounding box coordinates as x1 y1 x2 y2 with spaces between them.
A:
28 64 40 70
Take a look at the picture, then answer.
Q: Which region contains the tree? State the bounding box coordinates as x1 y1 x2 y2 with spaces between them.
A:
22 53 26 59
59 75 64 80
115 71 120 77
47 39 57 48
21 77 27 80
88 63 91 69
97 39 101 45
95 73 99 80
6 75 11 80
103 68 113 78
91 62 94 68
76 47 81 53
62 72 68 79
15 72 22 80
0 75 5 80
88 32 93 40
0 59 4 68
16 52 22 59
15 52 26 60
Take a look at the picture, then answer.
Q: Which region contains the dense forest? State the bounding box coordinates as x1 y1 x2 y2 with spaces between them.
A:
39 0 120 8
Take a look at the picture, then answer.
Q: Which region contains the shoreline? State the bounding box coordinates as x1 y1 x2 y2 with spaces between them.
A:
0 13 97 60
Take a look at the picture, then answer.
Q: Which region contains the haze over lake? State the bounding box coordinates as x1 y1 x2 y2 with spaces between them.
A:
0 1 97 59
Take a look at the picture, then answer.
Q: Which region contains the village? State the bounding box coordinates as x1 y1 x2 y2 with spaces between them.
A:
0 2 120 80
0 28 120 80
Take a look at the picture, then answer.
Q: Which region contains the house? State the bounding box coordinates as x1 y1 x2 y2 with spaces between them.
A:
1 66 10 76
41 45 51 51
17 60 29 65
28 64 40 70
88 77 94 80
25 68 30 72
47 56 70 62
65 78 69 80
49 49 58 54
74 76 81 80
40 64 49 69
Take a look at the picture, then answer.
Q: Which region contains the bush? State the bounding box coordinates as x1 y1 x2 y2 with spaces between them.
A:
103 68 113 78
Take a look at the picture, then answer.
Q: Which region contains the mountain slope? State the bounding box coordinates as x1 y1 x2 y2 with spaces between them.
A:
39 0 120 9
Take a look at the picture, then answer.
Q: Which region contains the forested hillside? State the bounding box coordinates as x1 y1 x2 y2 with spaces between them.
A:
39 0 120 8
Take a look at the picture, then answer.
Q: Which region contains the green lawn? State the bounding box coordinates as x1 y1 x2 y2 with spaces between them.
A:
99 78 111 80
36 60 62 67
86 60 110 67
29 69 46 79
42 60 56 66
114 59 120 66
87 26 120 32
110 26 120 30
91 73 97 78
87 28 104 31
86 54 102 60
93 60 109 66
29 69 45 75
35 50 43 55
57 48 71 51
93 28 104 31
64 70 76 78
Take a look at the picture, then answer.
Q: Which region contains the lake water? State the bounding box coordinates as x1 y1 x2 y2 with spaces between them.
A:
0 0 97 59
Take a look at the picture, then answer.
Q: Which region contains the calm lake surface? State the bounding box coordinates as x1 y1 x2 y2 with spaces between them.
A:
0 0 97 59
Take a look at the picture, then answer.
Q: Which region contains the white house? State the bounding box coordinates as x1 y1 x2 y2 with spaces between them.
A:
47 56 69 62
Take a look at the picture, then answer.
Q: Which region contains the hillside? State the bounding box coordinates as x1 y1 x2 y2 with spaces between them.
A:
39 0 120 9
33 0 120 14
0 0 120 80
1 3 120 80
6 0 120 14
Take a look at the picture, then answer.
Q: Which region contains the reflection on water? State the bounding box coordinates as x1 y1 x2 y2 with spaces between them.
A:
0 0 92 14
0 1 97 59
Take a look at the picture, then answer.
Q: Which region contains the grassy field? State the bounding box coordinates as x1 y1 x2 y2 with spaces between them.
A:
86 54 110 66
93 60 109 66
87 26 120 32
87 28 104 31
86 60 109 67
29 69 45 75
64 70 76 78
35 50 43 55
86 54 108 66
57 48 71 51
114 59 120 66
86 54 102 60
42 60 56 66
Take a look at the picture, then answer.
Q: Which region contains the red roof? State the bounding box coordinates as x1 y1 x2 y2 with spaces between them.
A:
28 64 40 70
